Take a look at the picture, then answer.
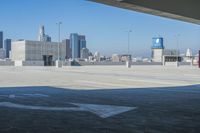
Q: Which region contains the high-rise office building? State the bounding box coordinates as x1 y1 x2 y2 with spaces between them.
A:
80 38 86 49
38 25 45 41
70 33 87 59
62 39 71 59
0 31 3 49
4 39 11 58
79 35 86 57
38 25 51 42
70 33 79 59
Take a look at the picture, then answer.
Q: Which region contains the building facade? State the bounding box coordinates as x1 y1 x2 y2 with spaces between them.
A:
4 39 12 58
11 40 66 66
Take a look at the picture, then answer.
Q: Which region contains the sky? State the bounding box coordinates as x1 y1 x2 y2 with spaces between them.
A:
0 0 199 57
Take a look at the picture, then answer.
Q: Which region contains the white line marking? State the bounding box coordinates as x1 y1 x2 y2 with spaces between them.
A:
75 80 131 88
22 94 49 97
119 78 187 85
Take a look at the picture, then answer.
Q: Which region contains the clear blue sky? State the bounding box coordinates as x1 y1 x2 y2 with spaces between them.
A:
0 0 199 57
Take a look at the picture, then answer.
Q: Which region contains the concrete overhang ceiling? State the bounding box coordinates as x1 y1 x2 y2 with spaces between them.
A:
91 0 200 25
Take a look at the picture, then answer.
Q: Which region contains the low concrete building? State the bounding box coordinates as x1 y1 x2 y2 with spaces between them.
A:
162 50 182 66
121 54 132 62
112 54 121 62
152 49 164 62
11 40 66 66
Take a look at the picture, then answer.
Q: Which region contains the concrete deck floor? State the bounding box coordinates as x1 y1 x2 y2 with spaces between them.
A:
0 65 199 89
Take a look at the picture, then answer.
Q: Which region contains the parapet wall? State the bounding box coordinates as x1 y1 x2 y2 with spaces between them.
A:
63 61 162 66
0 61 14 66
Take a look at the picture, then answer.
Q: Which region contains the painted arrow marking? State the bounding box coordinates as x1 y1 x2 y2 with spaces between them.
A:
0 102 137 118
72 103 137 118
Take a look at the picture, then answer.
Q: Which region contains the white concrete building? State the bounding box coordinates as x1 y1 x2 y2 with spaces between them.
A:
94 51 100 62
11 40 66 66
152 49 164 62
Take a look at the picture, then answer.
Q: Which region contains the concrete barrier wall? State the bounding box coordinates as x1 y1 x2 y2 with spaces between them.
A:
0 60 190 67
0 61 14 66
14 61 44 66
164 62 178 66
163 62 191 66
179 62 191 65
132 62 162 65
62 61 162 66
22 61 44 66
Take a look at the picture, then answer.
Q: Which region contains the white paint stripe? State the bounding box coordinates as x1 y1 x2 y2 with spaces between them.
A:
75 80 131 88
183 74 200 78
119 78 188 85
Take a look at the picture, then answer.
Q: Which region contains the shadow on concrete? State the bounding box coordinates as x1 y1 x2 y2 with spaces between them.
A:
0 85 200 133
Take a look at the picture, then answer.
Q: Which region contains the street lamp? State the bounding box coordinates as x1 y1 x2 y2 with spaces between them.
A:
125 30 132 68
126 30 132 55
56 22 62 61
175 34 180 65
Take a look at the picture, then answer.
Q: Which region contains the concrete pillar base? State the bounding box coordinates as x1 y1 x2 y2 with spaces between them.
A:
126 61 131 68
56 60 62 68
176 61 179 67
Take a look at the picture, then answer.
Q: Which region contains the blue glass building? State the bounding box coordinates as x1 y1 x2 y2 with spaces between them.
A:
80 39 86 49
4 39 11 58
70 33 79 59
70 33 87 59
152 37 164 49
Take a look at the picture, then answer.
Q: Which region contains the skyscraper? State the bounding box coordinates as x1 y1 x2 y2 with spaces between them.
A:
62 39 71 59
4 39 11 58
38 25 45 41
79 35 86 48
38 25 51 42
70 33 87 59
70 33 79 59
0 31 3 49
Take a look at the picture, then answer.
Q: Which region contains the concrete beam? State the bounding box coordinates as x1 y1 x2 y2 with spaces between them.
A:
91 0 200 25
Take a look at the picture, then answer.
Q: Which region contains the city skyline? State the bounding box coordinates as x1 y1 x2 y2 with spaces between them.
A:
0 0 199 57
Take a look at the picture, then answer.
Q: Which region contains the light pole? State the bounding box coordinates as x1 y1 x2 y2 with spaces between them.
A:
56 22 62 61
125 30 132 68
175 34 180 65
126 30 132 56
